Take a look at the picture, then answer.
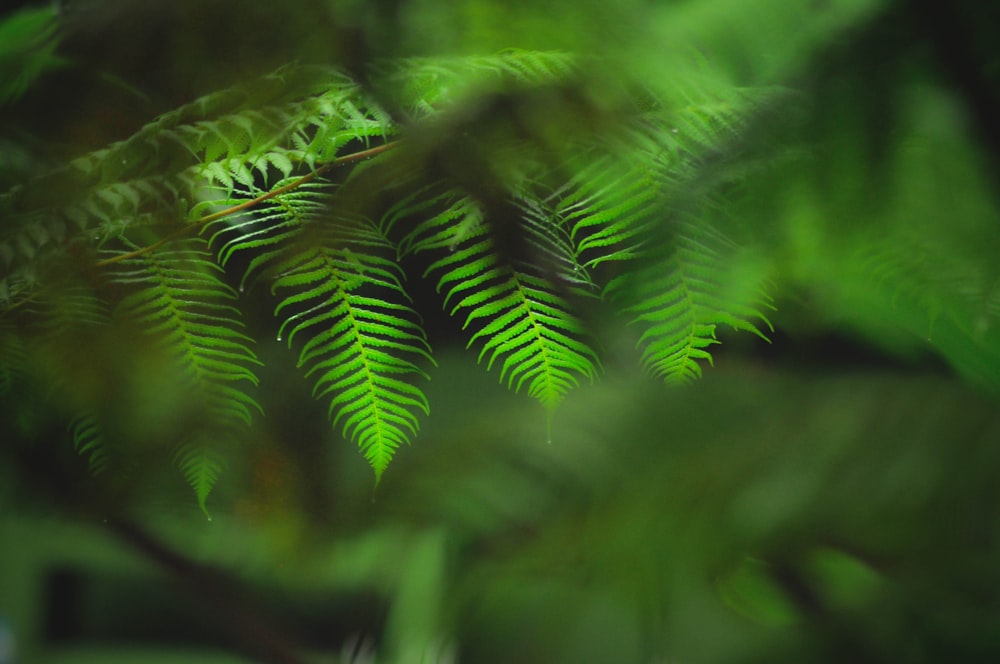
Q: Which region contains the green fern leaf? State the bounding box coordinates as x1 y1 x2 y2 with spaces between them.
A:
384 49 578 117
70 414 109 476
103 236 262 506
271 217 432 481
559 155 660 268
0 321 26 395
387 188 486 258
204 177 332 288
612 222 772 383
516 189 598 292
172 441 223 519
25 282 109 331
420 203 599 410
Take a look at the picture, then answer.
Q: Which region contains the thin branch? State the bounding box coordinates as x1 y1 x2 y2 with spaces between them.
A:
94 140 400 268
105 516 314 664
11 443 316 664
95 228 191 267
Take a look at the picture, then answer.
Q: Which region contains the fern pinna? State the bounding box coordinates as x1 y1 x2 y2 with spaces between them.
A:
0 49 773 511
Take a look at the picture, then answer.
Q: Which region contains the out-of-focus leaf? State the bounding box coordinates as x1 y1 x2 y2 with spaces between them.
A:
0 7 66 106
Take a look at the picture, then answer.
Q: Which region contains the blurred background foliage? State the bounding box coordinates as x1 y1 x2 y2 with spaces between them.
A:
3 0 1000 662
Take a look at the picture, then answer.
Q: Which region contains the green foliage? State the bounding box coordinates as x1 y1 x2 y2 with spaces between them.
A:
4 1 1000 662
611 220 773 382
70 413 108 477
270 214 433 481
172 441 225 519
0 6 64 106
105 237 262 429
0 42 777 509
5 0 997 517
99 237 261 506
427 220 598 410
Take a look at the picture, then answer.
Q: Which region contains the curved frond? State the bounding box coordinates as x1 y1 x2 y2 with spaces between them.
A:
203 177 333 288
105 236 262 427
557 151 662 270
102 236 261 506
0 321 26 395
611 222 772 383
173 441 224 519
70 413 109 477
382 49 579 117
419 200 599 409
516 188 599 291
387 187 486 258
271 216 432 481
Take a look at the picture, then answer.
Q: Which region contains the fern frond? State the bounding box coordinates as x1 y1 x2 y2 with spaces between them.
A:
271 216 432 481
105 236 262 427
421 208 599 410
386 188 486 258
0 321 26 395
203 177 333 288
515 189 597 292
551 92 756 274
612 222 772 383
70 413 109 476
101 236 261 505
172 440 224 519
24 282 109 331
383 49 579 117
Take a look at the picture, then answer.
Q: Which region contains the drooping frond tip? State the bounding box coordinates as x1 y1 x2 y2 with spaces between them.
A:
613 223 773 383
271 216 433 481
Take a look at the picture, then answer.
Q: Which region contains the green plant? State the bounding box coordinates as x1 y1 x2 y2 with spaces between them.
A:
3 0 1000 521
0 35 775 512
7 3 1000 664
